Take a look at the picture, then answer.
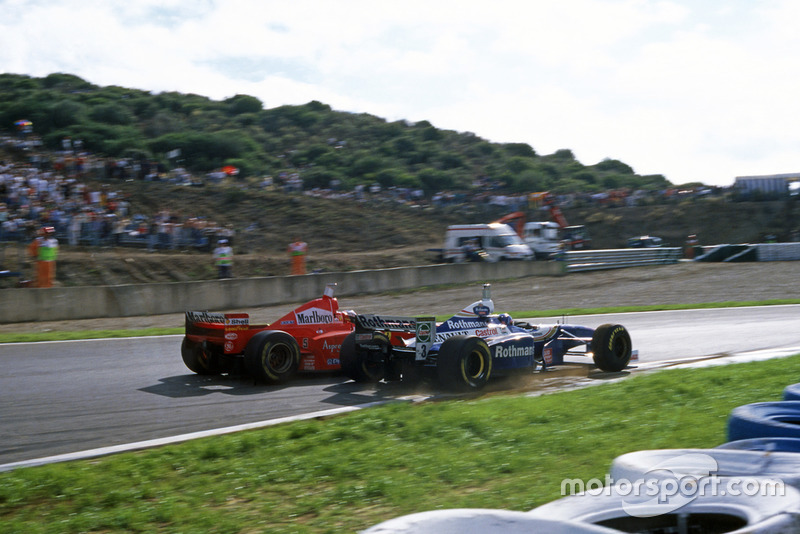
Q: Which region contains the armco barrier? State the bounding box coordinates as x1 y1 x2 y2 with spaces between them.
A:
0 259 565 324
563 247 682 272
757 242 800 261
696 242 800 262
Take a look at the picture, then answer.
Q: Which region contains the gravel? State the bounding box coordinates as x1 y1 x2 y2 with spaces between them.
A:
1 261 797 334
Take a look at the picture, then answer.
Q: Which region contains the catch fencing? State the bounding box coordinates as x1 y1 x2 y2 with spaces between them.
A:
562 248 683 272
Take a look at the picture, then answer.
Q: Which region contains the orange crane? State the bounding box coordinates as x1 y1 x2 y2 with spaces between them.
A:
494 192 591 251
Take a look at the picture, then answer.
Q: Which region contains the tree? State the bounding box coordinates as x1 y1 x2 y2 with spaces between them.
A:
595 158 634 174
225 94 263 115
89 103 134 125
50 99 87 127
503 142 537 158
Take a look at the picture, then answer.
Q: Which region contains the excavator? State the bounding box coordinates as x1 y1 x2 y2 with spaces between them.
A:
494 192 591 258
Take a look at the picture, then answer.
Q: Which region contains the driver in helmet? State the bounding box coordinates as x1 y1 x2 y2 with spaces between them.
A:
498 313 514 327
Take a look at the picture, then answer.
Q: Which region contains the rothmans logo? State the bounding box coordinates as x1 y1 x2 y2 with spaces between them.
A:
446 319 485 330
356 315 417 331
494 344 534 358
296 308 334 324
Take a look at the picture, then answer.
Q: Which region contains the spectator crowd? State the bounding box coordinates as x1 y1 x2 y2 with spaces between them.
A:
0 135 234 251
1 131 737 256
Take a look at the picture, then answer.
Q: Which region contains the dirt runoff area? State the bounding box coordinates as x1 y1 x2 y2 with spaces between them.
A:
1 261 798 335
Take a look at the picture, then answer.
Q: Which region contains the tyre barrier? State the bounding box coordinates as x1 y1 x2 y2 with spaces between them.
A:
717 437 800 453
783 383 800 401
527 481 800 534
727 401 800 442
609 448 800 490
361 508 620 533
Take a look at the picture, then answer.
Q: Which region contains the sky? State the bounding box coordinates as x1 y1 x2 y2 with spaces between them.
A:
2 0 799 187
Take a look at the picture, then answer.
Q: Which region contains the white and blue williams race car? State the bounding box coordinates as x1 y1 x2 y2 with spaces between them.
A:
340 284 634 391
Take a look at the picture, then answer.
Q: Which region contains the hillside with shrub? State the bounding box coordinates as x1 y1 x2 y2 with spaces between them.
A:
1 72 797 287
1 72 671 193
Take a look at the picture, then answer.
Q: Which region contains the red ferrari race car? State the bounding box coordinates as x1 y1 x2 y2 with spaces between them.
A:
182 283 356 383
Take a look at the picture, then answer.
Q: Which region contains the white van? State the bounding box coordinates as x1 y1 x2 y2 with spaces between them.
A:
443 223 534 263
522 221 562 259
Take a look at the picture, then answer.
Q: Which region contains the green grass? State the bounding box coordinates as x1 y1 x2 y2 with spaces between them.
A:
1 298 798 344
2 354 799 533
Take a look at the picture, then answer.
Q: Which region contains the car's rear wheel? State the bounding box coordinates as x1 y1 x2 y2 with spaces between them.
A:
340 332 386 382
181 337 221 375
436 335 492 391
591 324 631 372
244 331 300 383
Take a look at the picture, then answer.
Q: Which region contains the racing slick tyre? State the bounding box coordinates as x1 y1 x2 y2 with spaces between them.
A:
339 332 386 383
591 324 631 373
181 337 221 375
436 335 492 391
727 401 800 442
244 330 300 383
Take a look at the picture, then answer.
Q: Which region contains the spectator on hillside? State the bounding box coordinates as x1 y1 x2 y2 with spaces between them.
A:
213 239 233 279
288 237 308 275
28 226 58 288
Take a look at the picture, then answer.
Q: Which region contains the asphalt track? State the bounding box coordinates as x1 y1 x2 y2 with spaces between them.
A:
2 305 800 468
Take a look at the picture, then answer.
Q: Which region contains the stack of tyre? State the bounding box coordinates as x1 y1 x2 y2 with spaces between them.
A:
362 382 800 533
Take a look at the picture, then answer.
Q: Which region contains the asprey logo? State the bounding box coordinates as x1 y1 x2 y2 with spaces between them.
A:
322 340 342 352
295 308 334 324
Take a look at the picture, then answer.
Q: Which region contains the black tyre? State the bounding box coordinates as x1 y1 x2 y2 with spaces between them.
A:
591 324 631 372
339 332 386 383
244 331 300 383
436 335 492 391
181 337 221 375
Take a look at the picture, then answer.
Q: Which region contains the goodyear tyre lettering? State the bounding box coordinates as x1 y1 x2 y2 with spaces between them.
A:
609 326 625 351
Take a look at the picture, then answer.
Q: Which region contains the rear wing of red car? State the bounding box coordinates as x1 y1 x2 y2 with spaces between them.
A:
185 311 250 337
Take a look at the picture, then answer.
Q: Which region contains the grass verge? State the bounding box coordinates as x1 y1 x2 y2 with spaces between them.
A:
2 354 799 533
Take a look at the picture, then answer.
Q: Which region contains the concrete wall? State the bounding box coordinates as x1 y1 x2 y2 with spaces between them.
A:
0 260 565 324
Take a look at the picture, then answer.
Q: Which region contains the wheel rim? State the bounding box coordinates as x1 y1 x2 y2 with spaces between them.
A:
465 350 486 379
612 334 630 360
266 343 294 374
198 348 213 369
362 354 383 378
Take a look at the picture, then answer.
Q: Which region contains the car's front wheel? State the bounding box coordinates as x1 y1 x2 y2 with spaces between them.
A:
591 324 632 372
